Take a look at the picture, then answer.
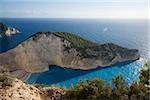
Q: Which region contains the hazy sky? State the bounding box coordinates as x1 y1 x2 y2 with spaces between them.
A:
0 0 149 19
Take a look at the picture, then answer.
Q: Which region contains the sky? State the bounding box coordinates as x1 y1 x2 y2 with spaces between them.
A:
0 0 149 19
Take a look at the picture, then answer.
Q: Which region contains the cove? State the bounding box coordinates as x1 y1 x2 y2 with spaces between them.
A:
27 59 144 88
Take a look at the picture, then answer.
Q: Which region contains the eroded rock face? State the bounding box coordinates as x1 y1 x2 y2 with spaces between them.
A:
0 32 140 78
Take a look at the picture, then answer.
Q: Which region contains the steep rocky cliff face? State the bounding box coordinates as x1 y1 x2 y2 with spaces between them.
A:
0 32 140 78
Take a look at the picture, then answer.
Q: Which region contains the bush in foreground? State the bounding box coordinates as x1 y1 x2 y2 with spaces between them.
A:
63 61 150 100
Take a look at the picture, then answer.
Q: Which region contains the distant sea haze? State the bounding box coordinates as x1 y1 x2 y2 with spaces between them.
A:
0 18 149 59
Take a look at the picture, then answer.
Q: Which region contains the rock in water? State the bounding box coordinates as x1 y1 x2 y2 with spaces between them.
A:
0 32 140 79
0 22 20 36
0 22 8 31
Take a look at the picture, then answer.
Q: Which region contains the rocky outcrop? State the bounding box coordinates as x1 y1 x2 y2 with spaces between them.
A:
0 73 64 100
0 73 42 100
5 27 20 36
0 22 8 31
0 22 19 36
0 32 140 78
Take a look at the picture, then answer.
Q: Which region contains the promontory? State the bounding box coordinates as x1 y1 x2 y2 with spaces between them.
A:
0 31 140 79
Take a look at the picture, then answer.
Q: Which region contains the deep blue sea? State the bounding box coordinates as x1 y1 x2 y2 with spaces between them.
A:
0 18 149 88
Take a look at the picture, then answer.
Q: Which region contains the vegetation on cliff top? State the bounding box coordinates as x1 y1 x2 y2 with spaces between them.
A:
52 32 98 48
52 32 99 58
51 32 132 59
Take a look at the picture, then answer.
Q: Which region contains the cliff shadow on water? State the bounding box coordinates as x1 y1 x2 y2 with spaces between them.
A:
27 60 137 85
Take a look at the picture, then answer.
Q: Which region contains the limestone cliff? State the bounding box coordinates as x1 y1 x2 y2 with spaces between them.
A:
0 32 140 78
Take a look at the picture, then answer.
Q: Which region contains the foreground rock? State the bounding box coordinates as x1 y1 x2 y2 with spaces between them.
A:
0 32 140 78
0 22 19 36
0 72 64 100
0 74 43 100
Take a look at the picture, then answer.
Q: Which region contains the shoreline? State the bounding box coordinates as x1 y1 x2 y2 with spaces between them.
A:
49 58 141 71
26 58 145 82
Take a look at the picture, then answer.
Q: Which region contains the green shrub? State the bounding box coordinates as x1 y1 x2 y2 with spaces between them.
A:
139 60 150 85
63 60 150 100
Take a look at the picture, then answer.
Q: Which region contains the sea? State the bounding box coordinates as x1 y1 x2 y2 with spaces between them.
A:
0 18 149 88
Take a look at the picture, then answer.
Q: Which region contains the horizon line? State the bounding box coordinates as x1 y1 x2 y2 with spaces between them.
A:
0 17 148 20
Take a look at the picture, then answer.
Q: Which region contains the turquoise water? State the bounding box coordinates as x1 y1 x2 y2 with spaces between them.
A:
27 59 144 88
0 18 149 88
